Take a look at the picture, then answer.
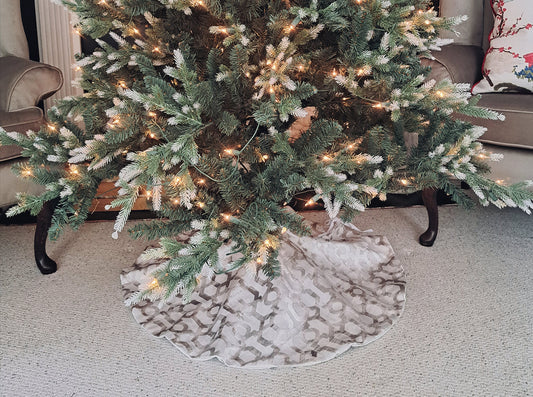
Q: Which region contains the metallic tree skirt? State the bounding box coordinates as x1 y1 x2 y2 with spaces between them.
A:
121 219 406 368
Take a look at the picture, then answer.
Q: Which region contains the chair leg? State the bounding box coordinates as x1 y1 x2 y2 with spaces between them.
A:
34 198 58 274
419 188 438 247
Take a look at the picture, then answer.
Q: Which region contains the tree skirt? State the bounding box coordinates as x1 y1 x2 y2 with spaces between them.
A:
120 219 406 368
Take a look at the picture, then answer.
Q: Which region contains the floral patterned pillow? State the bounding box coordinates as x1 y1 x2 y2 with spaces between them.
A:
472 0 533 94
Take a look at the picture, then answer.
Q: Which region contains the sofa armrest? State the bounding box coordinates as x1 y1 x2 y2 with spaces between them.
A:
0 56 63 112
421 44 485 85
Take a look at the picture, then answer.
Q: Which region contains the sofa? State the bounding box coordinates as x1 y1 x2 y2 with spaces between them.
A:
0 0 63 272
424 0 533 186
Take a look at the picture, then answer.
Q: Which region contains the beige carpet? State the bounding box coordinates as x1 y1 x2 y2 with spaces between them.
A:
1 205 532 396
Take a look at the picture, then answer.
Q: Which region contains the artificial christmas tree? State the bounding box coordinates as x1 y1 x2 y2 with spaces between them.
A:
1 0 532 306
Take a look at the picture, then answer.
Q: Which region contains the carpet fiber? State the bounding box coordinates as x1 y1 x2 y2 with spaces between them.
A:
1 205 532 396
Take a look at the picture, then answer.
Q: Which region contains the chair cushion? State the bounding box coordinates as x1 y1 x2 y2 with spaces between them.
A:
475 94 533 149
480 143 533 187
456 94 533 150
0 158 45 209
0 107 43 162
0 56 63 112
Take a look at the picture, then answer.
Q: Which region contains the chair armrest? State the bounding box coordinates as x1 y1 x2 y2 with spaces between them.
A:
0 56 63 112
421 44 485 85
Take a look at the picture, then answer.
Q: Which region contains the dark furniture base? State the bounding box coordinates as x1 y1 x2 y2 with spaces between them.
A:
34 198 58 274
28 189 441 274
419 188 439 247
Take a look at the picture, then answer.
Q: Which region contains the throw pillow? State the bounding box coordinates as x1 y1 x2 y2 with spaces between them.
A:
472 0 533 94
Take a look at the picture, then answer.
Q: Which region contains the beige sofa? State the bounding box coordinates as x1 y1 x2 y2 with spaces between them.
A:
0 0 63 210
425 0 533 185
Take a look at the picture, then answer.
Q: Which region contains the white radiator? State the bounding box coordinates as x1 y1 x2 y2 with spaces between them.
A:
34 0 83 110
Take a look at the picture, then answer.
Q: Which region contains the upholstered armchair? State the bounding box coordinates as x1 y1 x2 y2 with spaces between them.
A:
425 0 533 186
413 0 533 247
0 0 63 272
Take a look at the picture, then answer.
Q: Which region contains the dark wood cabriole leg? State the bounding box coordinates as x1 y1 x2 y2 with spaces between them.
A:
419 188 438 247
34 198 59 274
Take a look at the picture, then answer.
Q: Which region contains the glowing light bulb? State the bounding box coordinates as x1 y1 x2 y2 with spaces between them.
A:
256 257 263 264
148 111 157 118
149 279 159 288
152 46 161 53
269 87 275 94
171 176 181 186
173 199 179 204
496 179 504 185
197 202 205 209
281 227 287 234
222 213 231 221
118 81 128 89
400 179 409 186
331 69 338 77
305 199 315 207
298 64 304 71
373 103 383 109
436 91 445 98
322 155 331 161
197 179 205 185
262 154 269 161
224 148 234 155
48 124 56 131
424 20 431 25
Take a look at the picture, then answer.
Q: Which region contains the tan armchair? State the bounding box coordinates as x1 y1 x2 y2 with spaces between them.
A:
424 0 533 185
0 0 63 209
0 0 63 274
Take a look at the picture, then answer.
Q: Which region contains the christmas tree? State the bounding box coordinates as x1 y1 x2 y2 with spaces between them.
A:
1 0 532 302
